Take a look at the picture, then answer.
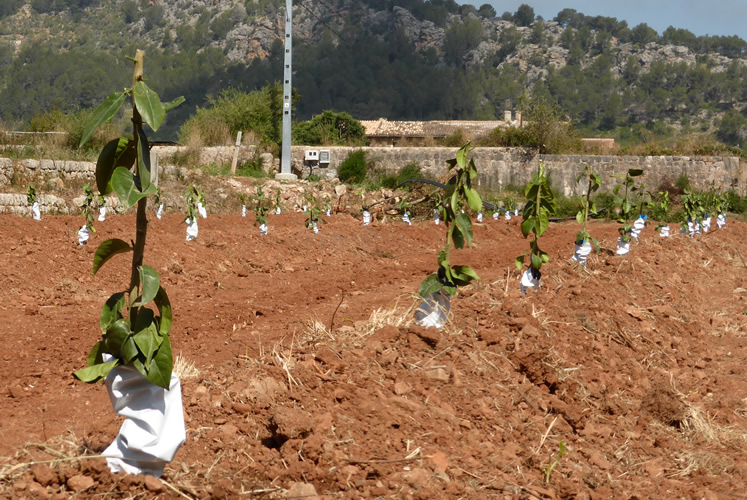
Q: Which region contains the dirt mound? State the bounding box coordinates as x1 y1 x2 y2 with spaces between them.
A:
0 211 745 498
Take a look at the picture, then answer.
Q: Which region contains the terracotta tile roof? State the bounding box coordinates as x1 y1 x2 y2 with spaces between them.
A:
359 118 508 138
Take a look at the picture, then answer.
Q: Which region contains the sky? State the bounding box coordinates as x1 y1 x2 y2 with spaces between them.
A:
461 1 747 40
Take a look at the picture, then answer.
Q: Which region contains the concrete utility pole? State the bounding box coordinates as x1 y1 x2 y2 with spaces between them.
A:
276 0 298 181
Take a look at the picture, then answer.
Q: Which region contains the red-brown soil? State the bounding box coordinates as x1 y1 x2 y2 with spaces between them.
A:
1 209 745 499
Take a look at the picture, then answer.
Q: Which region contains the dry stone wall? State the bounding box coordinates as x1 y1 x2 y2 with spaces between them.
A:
290 146 745 196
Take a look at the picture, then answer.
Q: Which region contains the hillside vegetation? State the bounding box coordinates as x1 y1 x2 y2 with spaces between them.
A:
0 0 745 153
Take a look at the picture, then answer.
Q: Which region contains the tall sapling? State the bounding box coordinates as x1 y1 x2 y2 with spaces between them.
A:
78 184 96 245
612 168 643 254
516 160 556 293
185 185 199 241
73 50 185 476
417 143 481 328
27 184 41 220
572 165 600 266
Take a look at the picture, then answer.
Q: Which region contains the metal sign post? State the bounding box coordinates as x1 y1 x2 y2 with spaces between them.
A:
276 0 298 181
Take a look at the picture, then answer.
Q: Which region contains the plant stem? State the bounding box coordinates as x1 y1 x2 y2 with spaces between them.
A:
128 49 147 324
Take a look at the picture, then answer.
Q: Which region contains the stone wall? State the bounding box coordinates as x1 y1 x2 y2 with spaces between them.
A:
289 146 746 196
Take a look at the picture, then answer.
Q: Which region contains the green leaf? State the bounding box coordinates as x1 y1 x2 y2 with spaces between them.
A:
418 273 442 299
79 91 127 148
162 96 185 112
451 265 479 285
133 81 165 132
515 254 526 270
111 167 157 210
100 292 126 330
136 126 152 192
536 212 550 237
132 265 160 307
465 188 482 212
133 309 160 366
86 341 105 367
146 336 173 389
531 252 544 270
520 217 534 238
576 211 584 225
96 138 135 195
455 143 469 169
102 319 131 358
73 359 119 383
454 212 473 246
591 237 600 252
153 286 172 335
451 224 465 249
93 239 132 277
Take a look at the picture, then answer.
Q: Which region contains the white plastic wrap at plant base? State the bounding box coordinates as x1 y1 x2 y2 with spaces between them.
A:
572 240 592 267
77 225 90 246
363 210 371 226
241 205 246 217
326 209 331 216
197 202 207 219
477 212 483 223
312 221 319 234
185 217 198 241
259 223 268 236
505 212 512 221
493 212 499 221
520 269 540 294
415 290 450 329
717 213 726 228
402 212 411 225
659 225 670 237
103 364 186 477
32 201 41 220
156 203 163 220
630 216 646 240
98 207 107 222
616 237 630 255
514 209 519 216
275 206 281 215
694 221 701 236
702 216 711 233
433 209 440 225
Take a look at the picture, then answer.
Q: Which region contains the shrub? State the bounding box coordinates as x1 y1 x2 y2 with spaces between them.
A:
337 150 368 183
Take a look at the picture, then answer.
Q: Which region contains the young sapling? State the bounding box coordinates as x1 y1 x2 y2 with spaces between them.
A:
542 441 566 485
185 185 200 241
417 143 481 328
655 191 671 237
572 165 601 266
612 168 644 254
515 160 556 293
78 184 97 245
239 192 247 217
154 187 163 219
253 186 268 235
399 198 412 225
27 184 41 220
274 189 282 214
97 192 108 222
362 204 371 226
73 50 186 476
681 188 702 237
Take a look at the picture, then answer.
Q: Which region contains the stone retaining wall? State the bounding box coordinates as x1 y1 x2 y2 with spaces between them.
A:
289 146 746 196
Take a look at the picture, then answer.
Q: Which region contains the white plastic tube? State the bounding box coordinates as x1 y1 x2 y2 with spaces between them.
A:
32 201 41 220
492 212 499 221
616 237 630 255
572 240 592 267
259 223 268 236
363 210 371 226
275 206 281 215
434 209 440 225
241 205 246 217
505 212 512 221
156 203 163 220
185 217 198 241
98 206 107 222
415 290 450 330
520 268 540 294
402 212 411 225
476 212 483 223
77 225 90 245
312 221 319 233
717 213 726 228
630 216 646 240
659 225 670 237
702 216 711 233
103 365 186 477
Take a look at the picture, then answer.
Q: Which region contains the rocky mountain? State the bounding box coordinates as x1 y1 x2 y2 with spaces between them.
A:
1 0 746 145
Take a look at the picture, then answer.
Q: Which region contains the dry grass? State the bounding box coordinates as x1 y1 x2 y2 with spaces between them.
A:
362 297 417 337
173 353 200 381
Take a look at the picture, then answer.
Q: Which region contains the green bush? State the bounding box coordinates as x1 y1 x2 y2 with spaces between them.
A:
337 150 368 183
